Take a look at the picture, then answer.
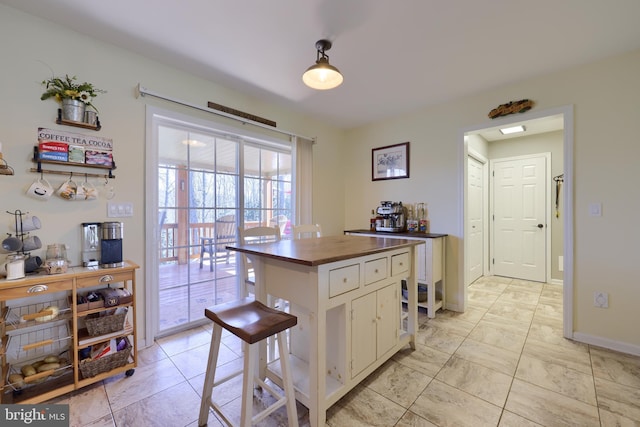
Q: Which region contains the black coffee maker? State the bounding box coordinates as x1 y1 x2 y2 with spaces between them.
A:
100 222 124 268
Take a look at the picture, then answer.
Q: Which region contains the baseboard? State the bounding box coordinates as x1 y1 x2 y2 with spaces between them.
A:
550 278 563 286
572 332 640 357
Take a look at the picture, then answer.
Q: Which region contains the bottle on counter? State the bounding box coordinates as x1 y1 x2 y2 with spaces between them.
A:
417 203 428 232
407 204 418 232
370 209 377 231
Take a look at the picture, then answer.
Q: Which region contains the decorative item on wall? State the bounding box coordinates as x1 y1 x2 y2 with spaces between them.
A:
40 74 105 129
488 99 534 119
372 142 410 181
0 141 15 176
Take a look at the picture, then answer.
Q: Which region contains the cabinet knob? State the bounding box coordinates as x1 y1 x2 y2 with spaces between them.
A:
27 284 48 293
343 278 348 283
374 269 379 274
100 274 114 282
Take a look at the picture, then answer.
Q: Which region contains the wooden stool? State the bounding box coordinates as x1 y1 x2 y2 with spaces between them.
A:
198 297 299 427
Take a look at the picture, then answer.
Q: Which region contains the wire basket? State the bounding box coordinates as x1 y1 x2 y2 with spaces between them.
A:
79 338 131 379
84 309 127 336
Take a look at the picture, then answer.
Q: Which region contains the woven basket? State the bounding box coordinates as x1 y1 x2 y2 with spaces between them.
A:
79 339 131 379
85 310 127 336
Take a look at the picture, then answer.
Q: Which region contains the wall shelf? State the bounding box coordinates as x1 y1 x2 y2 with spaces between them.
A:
32 147 116 179
56 109 101 131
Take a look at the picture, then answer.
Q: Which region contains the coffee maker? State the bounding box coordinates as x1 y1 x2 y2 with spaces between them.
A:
100 222 124 268
375 201 406 232
81 222 123 268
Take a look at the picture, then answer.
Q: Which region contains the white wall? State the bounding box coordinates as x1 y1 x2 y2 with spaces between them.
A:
344 50 640 353
0 5 347 346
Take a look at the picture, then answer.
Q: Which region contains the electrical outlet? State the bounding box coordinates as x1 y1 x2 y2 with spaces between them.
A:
594 291 608 308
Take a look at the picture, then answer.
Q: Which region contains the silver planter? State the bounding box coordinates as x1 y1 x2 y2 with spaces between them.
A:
61 98 86 122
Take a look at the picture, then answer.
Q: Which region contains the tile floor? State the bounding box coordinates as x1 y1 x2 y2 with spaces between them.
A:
50 277 640 426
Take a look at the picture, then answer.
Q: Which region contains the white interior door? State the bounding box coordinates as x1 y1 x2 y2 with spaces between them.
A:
491 154 548 282
467 155 484 285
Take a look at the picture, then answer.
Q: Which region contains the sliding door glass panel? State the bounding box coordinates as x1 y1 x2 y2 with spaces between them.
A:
154 118 292 336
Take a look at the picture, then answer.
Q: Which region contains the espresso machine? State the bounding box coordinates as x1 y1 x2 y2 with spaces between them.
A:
375 201 406 232
81 222 123 268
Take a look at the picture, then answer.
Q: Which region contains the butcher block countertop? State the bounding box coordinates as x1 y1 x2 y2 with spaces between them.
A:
226 235 421 267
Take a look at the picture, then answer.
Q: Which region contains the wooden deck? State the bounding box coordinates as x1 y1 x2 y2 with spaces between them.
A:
157 257 239 332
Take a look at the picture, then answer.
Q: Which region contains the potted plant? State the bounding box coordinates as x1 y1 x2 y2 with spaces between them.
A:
41 74 105 122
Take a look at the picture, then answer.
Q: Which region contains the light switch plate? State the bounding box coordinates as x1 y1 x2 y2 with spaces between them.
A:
589 202 602 217
107 202 134 218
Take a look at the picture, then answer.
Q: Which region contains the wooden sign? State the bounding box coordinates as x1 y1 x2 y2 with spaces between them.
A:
207 101 276 127
488 99 534 119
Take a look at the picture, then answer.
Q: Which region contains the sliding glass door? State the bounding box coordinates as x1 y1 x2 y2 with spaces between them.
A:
148 109 293 337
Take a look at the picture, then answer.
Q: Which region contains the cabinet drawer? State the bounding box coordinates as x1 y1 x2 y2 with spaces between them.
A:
76 271 133 289
0 279 72 301
391 252 410 276
364 257 388 285
329 264 360 297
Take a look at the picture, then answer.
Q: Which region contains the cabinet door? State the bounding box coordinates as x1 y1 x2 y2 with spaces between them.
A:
376 283 398 357
351 292 376 377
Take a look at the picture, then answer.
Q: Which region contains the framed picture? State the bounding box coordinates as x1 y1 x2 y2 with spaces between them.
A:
372 142 410 181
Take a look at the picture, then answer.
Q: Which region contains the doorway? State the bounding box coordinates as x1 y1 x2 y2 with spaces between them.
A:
460 105 574 338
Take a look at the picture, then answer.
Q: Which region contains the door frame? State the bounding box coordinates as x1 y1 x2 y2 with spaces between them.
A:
459 105 574 339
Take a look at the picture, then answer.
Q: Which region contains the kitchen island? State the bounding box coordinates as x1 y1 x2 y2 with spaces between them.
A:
345 229 447 318
226 235 421 427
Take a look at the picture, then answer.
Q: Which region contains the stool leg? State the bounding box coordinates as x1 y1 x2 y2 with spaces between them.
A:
199 324 222 426
277 330 299 427
241 341 257 427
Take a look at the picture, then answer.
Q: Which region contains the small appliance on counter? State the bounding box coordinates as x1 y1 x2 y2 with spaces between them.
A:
100 221 124 268
81 222 124 268
81 222 101 267
375 201 406 232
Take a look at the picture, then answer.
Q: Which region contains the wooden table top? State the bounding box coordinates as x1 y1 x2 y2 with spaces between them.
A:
226 235 421 267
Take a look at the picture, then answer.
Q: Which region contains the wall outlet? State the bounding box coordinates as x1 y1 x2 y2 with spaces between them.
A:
594 291 608 308
558 255 564 272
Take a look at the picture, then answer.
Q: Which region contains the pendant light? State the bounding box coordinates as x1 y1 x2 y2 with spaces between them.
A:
302 39 344 90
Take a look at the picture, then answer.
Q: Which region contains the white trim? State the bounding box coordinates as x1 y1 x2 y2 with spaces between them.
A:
573 332 640 357
550 278 563 286
136 83 313 141
459 104 574 338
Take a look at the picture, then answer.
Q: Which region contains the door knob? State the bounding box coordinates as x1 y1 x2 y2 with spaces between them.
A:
535 224 544 229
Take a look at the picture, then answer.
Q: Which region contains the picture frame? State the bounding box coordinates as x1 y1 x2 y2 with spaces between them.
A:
372 142 410 181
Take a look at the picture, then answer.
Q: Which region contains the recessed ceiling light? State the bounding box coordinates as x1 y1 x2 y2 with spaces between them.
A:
500 125 526 135
181 139 206 147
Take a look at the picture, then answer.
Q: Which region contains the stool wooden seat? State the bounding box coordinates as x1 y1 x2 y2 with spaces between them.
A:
199 297 299 427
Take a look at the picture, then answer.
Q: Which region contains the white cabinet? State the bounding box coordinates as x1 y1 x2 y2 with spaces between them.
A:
351 283 398 377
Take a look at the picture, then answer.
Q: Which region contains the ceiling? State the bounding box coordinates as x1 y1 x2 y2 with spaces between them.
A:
3 1 640 130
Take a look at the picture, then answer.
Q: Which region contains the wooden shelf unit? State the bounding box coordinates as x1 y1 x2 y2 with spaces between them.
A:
0 261 138 404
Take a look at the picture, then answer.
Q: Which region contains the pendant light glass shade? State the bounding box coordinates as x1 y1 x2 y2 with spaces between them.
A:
302 40 343 90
